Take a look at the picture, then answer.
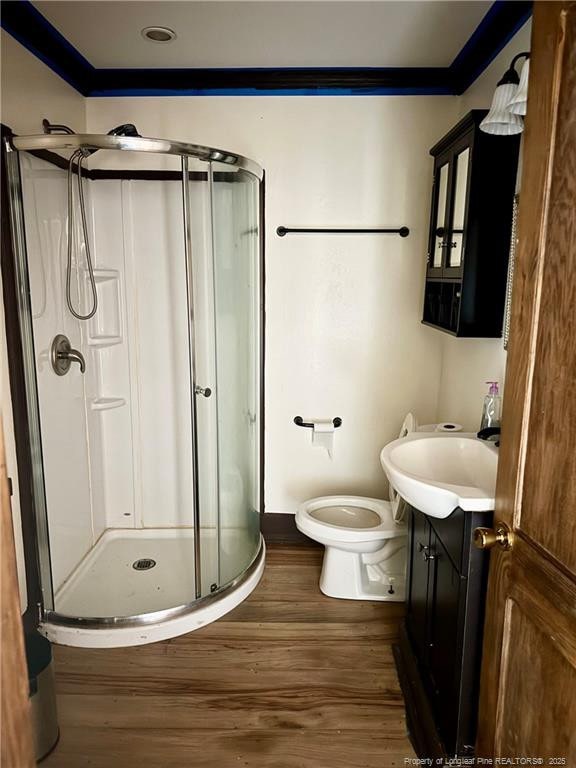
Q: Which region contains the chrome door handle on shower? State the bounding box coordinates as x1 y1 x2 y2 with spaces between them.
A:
51 334 86 375
195 385 212 398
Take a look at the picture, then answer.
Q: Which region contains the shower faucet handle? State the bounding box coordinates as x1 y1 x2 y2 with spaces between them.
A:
195 385 212 398
51 334 86 375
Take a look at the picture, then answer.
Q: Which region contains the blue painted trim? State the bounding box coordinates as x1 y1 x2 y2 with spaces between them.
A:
0 0 94 94
12 0 93 70
449 0 532 93
0 0 532 97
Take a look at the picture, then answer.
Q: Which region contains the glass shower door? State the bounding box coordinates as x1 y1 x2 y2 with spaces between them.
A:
211 163 261 585
182 157 219 599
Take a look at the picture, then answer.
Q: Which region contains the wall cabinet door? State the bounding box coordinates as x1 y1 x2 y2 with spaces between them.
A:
422 110 520 337
443 140 471 280
427 156 451 280
426 138 471 282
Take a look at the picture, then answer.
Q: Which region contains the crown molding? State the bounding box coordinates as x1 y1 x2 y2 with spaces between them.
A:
0 0 532 97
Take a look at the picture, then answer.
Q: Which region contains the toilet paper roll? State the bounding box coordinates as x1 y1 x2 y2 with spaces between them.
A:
435 422 463 432
312 420 335 459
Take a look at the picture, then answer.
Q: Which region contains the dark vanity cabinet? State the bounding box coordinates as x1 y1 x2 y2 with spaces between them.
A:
395 506 492 758
423 110 520 336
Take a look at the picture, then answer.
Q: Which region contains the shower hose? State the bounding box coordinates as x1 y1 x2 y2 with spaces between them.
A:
67 149 98 320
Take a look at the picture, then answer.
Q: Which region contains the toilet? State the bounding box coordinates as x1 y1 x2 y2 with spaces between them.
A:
296 414 417 602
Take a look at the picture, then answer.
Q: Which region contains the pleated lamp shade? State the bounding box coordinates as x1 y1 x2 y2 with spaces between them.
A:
480 82 524 135
507 58 530 116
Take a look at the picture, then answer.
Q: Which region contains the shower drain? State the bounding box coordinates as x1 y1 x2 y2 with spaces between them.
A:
132 558 157 571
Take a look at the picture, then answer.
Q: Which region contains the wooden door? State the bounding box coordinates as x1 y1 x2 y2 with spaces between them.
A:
476 1 576 759
0 418 35 767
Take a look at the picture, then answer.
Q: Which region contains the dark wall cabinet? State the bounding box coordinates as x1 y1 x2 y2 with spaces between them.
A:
423 110 520 337
396 506 492 758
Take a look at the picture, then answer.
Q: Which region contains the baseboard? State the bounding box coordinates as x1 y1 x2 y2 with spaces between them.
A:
260 512 319 546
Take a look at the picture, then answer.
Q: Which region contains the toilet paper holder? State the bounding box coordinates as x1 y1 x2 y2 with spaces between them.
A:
294 416 342 429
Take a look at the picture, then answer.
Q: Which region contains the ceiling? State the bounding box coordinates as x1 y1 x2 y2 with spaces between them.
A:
34 1 492 69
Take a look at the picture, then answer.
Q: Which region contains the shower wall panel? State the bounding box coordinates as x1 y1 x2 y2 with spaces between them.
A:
89 181 135 529
89 178 218 531
123 180 193 528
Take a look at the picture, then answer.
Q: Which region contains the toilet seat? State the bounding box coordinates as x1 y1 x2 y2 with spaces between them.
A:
309 504 381 529
297 495 406 544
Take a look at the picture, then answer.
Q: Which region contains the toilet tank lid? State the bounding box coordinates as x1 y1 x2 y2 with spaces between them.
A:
398 412 417 439
388 412 417 522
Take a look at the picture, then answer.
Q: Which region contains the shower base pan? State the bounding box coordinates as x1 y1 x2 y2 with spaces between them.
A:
39 528 265 648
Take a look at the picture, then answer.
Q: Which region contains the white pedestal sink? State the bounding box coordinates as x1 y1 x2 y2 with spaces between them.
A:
380 432 498 518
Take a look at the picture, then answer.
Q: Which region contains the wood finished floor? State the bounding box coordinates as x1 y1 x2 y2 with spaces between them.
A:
44 545 415 767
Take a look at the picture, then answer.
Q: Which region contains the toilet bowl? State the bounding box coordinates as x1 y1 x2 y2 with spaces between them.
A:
296 495 407 601
296 413 419 602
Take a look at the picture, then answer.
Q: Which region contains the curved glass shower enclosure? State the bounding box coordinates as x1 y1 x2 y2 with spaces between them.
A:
4 131 264 647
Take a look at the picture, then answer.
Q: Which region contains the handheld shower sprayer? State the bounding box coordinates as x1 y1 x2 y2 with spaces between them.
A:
42 118 141 320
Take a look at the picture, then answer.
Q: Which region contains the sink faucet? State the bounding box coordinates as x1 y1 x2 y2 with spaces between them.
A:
477 426 501 446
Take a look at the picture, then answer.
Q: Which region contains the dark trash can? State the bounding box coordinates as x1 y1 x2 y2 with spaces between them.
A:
25 632 59 761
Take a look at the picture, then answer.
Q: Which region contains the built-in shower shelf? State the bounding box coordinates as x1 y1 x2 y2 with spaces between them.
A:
91 397 126 412
85 267 123 347
87 335 122 348
86 268 120 283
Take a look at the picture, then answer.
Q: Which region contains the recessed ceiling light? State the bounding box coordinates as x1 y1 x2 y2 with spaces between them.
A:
141 26 176 43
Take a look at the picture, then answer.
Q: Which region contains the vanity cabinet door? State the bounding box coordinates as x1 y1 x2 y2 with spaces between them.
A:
407 509 432 663
428 534 463 755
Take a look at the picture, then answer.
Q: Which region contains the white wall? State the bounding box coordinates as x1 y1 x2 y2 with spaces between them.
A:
1 32 86 608
1 19 532 544
0 30 86 134
87 97 458 513
436 20 532 431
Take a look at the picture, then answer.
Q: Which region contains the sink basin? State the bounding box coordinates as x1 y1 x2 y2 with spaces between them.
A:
380 432 498 519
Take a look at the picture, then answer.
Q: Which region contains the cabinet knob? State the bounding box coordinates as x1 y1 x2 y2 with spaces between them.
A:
473 523 514 551
418 543 436 561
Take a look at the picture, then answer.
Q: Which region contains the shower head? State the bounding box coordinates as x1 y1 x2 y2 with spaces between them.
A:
82 124 142 157
107 124 141 138
42 118 141 150
43 118 76 135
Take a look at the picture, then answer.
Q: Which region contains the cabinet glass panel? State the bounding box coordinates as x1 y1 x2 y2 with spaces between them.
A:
433 163 449 268
449 148 469 268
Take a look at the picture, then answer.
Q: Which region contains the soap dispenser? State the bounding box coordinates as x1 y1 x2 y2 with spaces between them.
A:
480 381 501 431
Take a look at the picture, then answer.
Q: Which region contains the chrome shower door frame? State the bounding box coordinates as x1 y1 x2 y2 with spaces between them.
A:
4 132 264 629
3 140 55 613
181 155 203 600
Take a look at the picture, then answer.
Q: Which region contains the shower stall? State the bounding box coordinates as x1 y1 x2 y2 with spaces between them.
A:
3 128 264 647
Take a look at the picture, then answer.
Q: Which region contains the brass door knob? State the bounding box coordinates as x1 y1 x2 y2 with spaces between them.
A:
473 523 514 551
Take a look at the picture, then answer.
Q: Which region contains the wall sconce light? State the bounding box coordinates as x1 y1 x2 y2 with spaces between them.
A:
480 52 530 135
507 57 530 115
